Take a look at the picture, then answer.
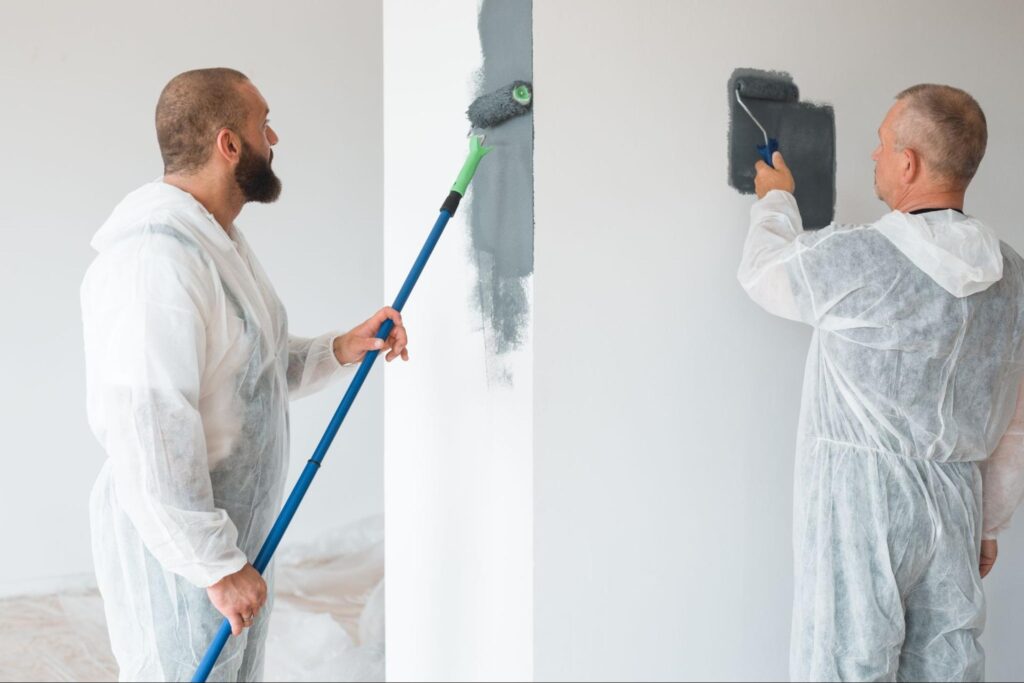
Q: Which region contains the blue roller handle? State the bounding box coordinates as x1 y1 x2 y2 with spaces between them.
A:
757 138 780 167
191 208 455 682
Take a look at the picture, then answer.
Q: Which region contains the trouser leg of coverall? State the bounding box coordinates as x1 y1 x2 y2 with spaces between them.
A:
791 443 904 682
896 468 985 682
790 443 986 682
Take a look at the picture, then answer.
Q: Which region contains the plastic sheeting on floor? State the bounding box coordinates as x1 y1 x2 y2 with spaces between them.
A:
0 516 384 682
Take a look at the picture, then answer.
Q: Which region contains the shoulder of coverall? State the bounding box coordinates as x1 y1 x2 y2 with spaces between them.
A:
792 218 883 256
999 240 1024 272
997 240 1024 324
98 214 221 327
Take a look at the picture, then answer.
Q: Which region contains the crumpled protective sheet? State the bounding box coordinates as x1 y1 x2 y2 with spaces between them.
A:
267 516 385 681
0 516 384 682
0 591 115 682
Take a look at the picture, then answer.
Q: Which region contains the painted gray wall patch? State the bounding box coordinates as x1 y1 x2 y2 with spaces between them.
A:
728 68 836 229
469 0 534 379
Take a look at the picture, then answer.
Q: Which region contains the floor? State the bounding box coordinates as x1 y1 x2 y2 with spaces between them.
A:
0 517 384 682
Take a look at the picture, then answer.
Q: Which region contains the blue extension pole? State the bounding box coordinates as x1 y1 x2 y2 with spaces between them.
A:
191 212 448 681
192 135 492 682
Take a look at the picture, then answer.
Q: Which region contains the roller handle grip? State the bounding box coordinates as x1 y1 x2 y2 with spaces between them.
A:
757 138 780 167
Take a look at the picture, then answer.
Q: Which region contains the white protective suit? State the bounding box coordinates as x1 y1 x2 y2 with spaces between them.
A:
739 190 1024 682
82 181 353 681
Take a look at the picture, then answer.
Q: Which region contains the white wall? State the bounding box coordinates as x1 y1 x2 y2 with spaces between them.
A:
383 1 533 680
6 1 1023 680
0 0 383 594
534 1 1024 681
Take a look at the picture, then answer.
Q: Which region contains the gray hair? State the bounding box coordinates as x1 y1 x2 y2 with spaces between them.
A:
156 68 251 174
893 84 987 188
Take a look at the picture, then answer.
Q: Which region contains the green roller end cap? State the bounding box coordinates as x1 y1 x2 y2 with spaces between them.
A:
451 134 493 196
512 83 532 106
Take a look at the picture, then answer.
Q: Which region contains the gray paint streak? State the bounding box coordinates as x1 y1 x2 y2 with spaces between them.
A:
470 0 533 369
728 68 836 229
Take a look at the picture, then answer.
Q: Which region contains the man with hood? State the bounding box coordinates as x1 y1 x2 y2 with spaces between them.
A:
81 68 407 681
738 84 1024 681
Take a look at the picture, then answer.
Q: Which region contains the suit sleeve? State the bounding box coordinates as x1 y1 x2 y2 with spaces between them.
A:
982 378 1024 539
286 332 354 399
86 245 248 587
737 190 868 327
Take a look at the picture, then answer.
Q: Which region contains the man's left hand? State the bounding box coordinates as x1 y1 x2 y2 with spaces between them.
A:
334 306 409 365
754 151 796 199
980 539 998 579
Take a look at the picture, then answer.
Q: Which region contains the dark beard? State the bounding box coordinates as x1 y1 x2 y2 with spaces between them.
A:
235 141 281 203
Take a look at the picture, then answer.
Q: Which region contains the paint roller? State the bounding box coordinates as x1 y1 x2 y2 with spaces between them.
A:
468 80 532 130
191 81 533 682
734 75 799 167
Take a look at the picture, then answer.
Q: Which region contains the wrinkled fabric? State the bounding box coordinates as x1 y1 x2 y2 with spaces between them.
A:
874 209 1003 298
982 388 1024 539
738 190 1024 682
82 181 353 682
0 517 385 682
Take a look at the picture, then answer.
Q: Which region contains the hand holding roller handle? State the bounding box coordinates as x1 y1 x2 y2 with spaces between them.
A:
754 151 795 199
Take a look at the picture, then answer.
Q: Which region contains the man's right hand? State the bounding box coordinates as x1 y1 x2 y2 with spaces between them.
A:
206 564 267 635
754 151 796 199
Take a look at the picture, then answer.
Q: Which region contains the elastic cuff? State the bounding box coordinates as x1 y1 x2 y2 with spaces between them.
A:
198 551 249 589
754 189 798 213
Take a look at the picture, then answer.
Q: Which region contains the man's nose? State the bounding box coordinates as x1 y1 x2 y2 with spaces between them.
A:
268 126 279 146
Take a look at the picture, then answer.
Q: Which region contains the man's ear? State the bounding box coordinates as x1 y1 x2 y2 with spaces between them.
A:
214 128 241 164
901 147 920 185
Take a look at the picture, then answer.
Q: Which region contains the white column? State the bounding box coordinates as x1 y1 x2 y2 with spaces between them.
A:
383 1 534 680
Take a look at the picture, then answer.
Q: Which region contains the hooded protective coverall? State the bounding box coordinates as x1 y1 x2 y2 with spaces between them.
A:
82 181 353 681
738 190 1024 682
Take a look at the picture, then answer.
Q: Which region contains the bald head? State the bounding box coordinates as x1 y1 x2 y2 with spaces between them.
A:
156 68 252 175
892 84 987 189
